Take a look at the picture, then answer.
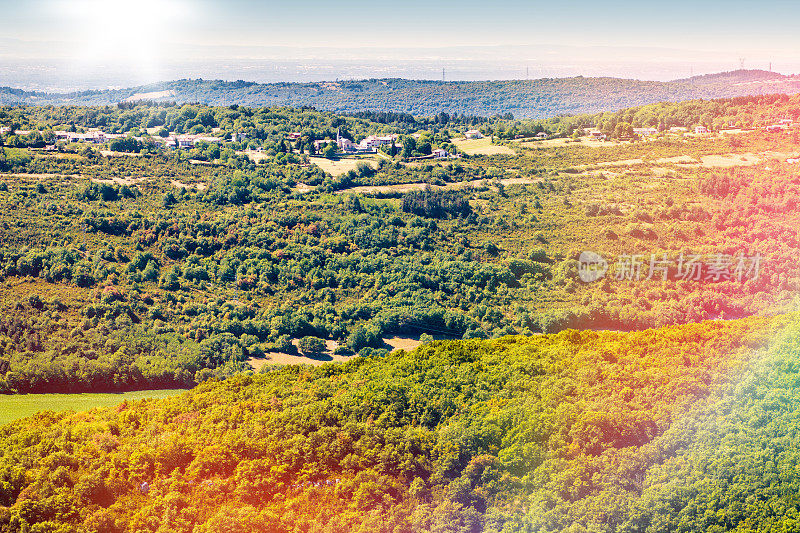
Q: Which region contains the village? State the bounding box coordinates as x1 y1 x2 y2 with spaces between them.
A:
0 124 462 161
1 115 796 167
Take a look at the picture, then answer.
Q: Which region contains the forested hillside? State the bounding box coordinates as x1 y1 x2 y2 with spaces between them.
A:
1 70 799 117
0 315 793 532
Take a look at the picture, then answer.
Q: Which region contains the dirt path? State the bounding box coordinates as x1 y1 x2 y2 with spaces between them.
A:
2 173 82 181
99 150 144 158
91 176 149 186
171 180 207 191
335 176 540 195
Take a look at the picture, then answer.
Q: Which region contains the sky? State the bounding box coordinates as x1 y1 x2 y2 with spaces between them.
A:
1 0 800 90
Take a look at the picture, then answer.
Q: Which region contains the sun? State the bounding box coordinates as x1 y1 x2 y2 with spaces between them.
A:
59 0 187 74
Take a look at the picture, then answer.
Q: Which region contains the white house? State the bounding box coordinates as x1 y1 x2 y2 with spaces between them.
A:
358 135 396 151
432 148 448 159
694 126 709 135
465 130 484 139
535 132 548 139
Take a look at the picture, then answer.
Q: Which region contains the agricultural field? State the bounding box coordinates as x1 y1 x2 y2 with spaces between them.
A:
452 137 515 155
307 155 377 176
0 388 185 425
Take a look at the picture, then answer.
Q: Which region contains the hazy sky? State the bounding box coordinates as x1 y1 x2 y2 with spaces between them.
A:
1 0 799 89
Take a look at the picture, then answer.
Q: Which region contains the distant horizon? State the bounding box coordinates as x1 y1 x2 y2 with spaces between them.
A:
3 0 800 91
1 62 796 95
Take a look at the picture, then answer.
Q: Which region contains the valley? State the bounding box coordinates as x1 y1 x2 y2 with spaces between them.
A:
2 90 800 531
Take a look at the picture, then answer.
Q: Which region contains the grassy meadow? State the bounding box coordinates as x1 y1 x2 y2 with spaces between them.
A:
0 389 186 425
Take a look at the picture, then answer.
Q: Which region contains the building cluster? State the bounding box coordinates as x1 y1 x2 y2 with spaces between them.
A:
765 118 795 133
53 130 126 143
311 130 402 154
0 127 233 149
156 134 225 149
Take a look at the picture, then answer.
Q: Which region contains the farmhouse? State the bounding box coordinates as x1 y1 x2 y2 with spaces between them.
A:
465 130 484 139
54 130 106 143
432 148 448 159
694 126 709 134
358 135 396 151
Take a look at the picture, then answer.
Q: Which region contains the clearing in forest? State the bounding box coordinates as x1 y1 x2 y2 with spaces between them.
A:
453 137 515 155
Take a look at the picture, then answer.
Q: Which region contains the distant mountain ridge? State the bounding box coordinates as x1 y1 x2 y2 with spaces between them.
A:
1 69 799 118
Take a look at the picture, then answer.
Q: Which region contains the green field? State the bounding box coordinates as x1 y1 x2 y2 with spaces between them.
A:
0 389 187 426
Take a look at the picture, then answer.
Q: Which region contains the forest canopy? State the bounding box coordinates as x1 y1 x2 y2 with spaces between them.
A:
0 315 791 532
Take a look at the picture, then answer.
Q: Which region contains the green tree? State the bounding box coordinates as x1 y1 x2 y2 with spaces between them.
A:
297 336 326 357
322 143 338 160
402 137 417 158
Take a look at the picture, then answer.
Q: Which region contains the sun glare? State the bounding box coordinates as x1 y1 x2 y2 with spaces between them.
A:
58 0 188 77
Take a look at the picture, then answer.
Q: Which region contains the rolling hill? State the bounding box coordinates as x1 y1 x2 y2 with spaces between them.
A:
1 70 800 118
1 316 795 532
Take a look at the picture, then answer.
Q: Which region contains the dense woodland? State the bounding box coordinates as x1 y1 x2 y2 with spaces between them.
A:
0 316 796 532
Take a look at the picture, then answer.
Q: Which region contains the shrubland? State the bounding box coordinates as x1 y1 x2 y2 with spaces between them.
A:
1 100 800 392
